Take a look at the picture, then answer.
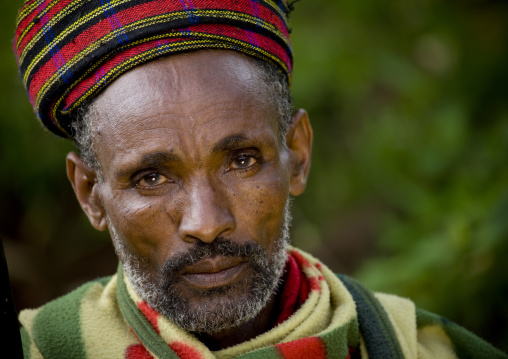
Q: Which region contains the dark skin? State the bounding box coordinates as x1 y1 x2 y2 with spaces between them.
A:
66 50 313 350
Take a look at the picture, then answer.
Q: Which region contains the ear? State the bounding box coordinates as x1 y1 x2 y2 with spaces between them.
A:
286 109 313 196
66 152 107 231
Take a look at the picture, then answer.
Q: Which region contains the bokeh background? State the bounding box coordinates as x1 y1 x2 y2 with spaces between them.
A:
1 0 507 352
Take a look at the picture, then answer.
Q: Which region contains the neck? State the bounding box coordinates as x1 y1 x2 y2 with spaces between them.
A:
193 292 278 351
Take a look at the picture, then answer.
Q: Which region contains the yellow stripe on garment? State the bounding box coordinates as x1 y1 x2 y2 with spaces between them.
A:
18 308 44 359
264 0 288 19
16 0 288 31
316 251 358 332
80 275 139 359
417 325 458 359
34 10 287 110
215 249 353 359
16 0 58 28
60 32 286 110
22 7 287 84
48 34 287 136
20 0 132 80
17 0 75 49
157 315 216 359
375 293 418 359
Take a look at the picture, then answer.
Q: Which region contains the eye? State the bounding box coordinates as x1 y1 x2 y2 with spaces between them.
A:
230 155 258 170
137 173 169 187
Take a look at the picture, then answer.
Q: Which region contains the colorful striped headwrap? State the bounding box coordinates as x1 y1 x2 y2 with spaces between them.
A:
14 0 293 138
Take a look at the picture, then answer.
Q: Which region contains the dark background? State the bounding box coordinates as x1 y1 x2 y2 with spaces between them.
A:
1 0 507 352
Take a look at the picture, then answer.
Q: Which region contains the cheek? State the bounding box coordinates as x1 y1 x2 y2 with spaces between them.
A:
231 170 290 249
103 190 180 266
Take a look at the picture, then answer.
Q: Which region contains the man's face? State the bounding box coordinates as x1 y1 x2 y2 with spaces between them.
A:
88 51 296 332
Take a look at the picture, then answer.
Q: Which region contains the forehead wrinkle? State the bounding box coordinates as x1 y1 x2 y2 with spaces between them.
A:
93 55 275 139
94 96 277 175
102 96 258 141
171 100 251 132
103 53 265 113
91 51 282 176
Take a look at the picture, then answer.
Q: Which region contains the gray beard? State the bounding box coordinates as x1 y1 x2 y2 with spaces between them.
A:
109 200 292 334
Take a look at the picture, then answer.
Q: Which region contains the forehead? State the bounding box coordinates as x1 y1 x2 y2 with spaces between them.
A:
91 50 280 166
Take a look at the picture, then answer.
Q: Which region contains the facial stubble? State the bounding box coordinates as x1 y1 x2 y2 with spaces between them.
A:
109 200 291 334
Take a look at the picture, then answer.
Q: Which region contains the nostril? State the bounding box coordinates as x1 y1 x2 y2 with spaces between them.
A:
178 191 235 244
179 202 234 242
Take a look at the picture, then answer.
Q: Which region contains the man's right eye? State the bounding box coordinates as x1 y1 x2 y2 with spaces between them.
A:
137 173 169 187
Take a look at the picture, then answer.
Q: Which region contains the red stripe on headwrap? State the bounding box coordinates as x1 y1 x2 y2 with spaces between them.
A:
14 0 293 137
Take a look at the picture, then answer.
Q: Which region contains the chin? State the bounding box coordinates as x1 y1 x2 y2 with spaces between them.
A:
110 200 292 333
158 274 274 333
125 237 287 333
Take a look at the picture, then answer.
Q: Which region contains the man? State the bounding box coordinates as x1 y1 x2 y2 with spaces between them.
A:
13 0 507 358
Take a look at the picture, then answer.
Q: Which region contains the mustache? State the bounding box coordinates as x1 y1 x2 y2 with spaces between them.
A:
161 238 264 276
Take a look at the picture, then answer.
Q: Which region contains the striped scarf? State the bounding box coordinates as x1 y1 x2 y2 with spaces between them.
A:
19 247 507 358
119 248 359 358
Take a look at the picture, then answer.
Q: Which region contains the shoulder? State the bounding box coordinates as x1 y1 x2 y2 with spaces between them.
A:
19 276 115 359
414 307 508 359
374 293 459 359
337 275 507 359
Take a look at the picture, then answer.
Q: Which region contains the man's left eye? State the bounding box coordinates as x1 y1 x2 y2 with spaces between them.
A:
137 173 169 187
230 155 257 170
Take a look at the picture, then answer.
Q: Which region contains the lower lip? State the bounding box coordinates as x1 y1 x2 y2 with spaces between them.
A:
182 263 246 289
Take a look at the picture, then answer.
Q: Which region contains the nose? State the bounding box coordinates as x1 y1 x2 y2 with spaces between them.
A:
178 177 235 243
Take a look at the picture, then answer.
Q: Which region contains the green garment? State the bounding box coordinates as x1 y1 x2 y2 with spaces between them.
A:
19 248 507 359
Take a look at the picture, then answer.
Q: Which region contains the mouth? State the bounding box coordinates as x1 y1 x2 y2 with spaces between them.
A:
180 257 247 289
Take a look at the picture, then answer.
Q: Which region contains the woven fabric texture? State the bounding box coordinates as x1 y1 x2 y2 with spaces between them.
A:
19 247 507 358
14 0 293 137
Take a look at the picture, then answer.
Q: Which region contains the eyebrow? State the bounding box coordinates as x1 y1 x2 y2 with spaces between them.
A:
211 134 250 154
139 152 180 166
115 151 180 178
116 134 257 178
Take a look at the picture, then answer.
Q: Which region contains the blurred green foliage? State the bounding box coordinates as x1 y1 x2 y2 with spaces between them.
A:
290 0 508 351
1 0 507 352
